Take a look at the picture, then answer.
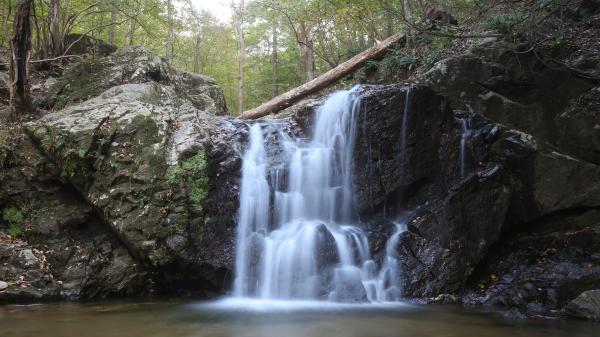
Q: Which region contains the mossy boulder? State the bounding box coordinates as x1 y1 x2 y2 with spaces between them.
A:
47 46 227 115
25 51 246 295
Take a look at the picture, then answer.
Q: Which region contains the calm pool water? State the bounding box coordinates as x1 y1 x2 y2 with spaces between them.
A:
0 298 597 337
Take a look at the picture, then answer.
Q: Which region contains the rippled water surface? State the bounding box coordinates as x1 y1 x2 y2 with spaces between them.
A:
0 299 597 337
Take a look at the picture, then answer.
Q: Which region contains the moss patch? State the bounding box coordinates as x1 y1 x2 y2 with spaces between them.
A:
30 126 87 178
48 59 111 109
2 206 25 237
167 150 208 211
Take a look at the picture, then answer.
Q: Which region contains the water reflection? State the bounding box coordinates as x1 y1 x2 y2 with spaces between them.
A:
0 300 598 337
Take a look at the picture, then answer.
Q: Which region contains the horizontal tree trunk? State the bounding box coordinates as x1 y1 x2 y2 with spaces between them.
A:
239 33 406 120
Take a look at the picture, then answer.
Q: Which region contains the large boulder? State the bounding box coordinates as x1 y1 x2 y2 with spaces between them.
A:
24 80 243 296
0 47 241 301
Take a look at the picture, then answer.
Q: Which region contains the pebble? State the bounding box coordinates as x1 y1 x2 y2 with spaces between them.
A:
0 281 8 291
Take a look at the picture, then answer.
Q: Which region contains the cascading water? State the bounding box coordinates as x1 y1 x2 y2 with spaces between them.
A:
400 86 412 163
234 86 408 303
458 116 471 178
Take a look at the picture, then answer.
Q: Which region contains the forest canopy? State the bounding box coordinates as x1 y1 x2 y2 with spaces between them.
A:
1 0 588 115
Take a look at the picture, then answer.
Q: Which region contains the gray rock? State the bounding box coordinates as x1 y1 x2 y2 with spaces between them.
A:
565 290 600 321
47 46 227 116
18 249 38 267
0 281 8 291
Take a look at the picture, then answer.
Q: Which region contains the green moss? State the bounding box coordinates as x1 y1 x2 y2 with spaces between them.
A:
166 150 208 211
2 206 25 237
49 59 110 109
379 47 419 73
0 142 16 178
484 13 527 35
8 224 23 237
3 206 25 225
30 126 87 178
182 152 208 209
166 165 181 184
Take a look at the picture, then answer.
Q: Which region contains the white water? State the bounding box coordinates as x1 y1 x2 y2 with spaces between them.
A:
458 117 471 178
234 86 408 303
400 86 412 164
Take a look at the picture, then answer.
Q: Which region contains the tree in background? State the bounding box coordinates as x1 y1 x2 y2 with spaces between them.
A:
232 0 246 115
9 0 34 116
3 0 576 116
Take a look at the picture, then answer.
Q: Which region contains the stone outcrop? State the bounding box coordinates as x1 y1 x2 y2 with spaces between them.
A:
1 47 242 302
0 138 146 301
46 46 227 115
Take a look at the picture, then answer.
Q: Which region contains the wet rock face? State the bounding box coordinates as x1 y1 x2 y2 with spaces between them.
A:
565 289 600 321
463 220 600 319
420 40 599 165
555 87 600 165
316 44 600 318
351 85 452 215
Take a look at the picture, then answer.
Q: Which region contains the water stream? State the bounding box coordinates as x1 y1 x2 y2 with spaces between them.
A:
234 86 407 303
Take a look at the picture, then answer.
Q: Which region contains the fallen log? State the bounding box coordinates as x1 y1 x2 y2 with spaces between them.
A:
239 33 406 120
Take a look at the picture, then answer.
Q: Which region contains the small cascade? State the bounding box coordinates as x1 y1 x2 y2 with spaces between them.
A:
362 220 408 302
458 116 471 178
399 86 412 163
234 86 410 303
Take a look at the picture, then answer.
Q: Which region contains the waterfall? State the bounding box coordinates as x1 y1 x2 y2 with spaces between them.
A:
234 86 408 303
400 86 412 163
458 116 471 178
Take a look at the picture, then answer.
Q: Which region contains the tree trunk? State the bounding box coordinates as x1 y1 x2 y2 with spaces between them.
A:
9 0 34 116
193 33 201 73
233 0 245 115
299 22 315 82
271 21 278 97
128 19 136 45
385 11 394 38
1 1 12 47
166 0 174 63
49 0 62 56
403 0 413 23
306 36 315 81
108 1 117 45
240 33 405 120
